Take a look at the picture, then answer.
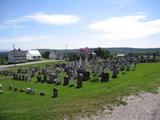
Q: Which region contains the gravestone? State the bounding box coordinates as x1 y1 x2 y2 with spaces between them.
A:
19 89 25 92
17 68 22 73
83 71 90 81
120 65 125 71
12 73 16 80
77 73 83 88
63 76 69 86
56 72 62 85
126 64 130 71
15 73 18 80
52 88 58 97
8 84 13 90
93 64 98 75
26 88 34 94
31 68 36 77
131 63 136 71
112 69 118 79
18 74 22 80
40 91 45 96
27 70 32 81
22 75 25 81
24 75 28 81
69 75 74 87
42 74 47 83
74 68 78 79
98 63 103 76
0 83 2 95
48 73 55 84
36 73 41 82
101 72 109 82
14 87 18 91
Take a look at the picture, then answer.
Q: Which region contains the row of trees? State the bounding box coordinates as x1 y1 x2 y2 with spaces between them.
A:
67 47 160 63
67 47 112 61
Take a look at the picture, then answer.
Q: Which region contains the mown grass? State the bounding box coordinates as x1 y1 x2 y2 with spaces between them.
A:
0 62 160 120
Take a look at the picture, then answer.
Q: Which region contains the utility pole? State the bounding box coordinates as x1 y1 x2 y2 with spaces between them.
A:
13 44 16 67
65 44 68 59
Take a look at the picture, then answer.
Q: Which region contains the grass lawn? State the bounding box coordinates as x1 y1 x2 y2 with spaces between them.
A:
0 62 160 120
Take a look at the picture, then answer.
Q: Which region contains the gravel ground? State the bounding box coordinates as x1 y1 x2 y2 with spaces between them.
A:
79 92 160 120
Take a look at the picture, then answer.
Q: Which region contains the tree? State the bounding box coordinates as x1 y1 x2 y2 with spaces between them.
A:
153 53 157 62
67 52 80 61
0 56 7 65
94 47 110 59
42 51 50 59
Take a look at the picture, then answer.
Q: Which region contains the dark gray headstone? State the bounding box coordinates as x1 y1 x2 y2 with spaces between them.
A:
63 76 69 86
52 88 58 97
77 73 83 88
101 72 109 82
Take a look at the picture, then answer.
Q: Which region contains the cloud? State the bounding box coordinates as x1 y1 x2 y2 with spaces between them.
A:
88 15 160 40
0 12 80 29
0 35 53 43
26 13 80 25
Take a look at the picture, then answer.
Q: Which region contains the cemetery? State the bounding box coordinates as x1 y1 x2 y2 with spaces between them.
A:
1 0 160 119
0 49 160 120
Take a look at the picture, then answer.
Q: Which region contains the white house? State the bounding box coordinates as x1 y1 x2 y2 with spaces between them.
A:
49 51 64 60
49 52 57 60
27 50 41 61
117 53 125 57
8 48 27 63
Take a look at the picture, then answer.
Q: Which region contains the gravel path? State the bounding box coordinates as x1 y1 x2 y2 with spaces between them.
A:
80 92 160 120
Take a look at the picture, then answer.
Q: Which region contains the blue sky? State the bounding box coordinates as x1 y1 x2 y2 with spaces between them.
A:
0 0 160 50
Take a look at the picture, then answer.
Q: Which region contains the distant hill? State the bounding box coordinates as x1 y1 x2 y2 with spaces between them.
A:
0 48 160 57
106 48 160 54
0 50 9 52
0 51 9 57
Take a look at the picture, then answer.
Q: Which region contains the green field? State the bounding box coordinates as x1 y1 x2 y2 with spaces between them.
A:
0 62 160 120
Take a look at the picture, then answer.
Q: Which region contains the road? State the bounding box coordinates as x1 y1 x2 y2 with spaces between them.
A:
79 92 160 120
0 60 62 69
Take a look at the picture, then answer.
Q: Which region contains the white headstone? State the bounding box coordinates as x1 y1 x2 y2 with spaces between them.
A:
69 76 74 86
56 73 61 84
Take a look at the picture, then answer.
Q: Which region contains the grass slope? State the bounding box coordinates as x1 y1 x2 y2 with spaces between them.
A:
0 62 160 120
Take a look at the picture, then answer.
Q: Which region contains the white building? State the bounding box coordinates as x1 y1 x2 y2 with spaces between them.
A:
27 50 41 61
8 49 27 63
49 52 57 60
49 51 64 60
117 53 125 57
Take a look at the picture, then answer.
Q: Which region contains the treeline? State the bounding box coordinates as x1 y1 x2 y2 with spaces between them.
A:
67 47 112 61
66 47 160 63
0 56 8 65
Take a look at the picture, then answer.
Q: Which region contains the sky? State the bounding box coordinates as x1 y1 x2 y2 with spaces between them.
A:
0 0 160 50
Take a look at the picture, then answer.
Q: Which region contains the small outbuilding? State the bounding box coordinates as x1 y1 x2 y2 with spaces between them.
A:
27 50 41 61
117 53 125 57
49 52 57 60
49 51 64 60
